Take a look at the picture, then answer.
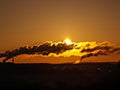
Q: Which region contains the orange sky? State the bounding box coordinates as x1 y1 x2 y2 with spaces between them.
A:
0 0 120 51
0 0 120 63
0 54 120 64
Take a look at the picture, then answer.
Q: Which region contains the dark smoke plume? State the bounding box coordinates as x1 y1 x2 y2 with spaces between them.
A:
0 42 74 63
0 41 120 63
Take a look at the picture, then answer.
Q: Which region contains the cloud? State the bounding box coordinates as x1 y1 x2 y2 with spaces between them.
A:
0 41 74 63
80 41 120 60
81 51 107 60
0 41 120 63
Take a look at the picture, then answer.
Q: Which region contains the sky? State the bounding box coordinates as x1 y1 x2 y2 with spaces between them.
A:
0 0 120 63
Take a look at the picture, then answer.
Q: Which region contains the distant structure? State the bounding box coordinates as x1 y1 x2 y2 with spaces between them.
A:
2 57 15 64
12 57 14 63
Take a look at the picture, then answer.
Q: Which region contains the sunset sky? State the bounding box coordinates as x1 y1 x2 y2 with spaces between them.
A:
0 0 120 63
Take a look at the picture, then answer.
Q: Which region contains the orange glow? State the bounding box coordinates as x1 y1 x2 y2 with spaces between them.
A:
64 38 73 45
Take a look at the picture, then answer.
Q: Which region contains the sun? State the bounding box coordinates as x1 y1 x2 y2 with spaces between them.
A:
64 38 73 45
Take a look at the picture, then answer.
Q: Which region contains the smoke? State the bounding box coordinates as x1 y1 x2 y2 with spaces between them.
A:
0 41 74 63
0 41 120 63
80 41 120 60
81 51 107 60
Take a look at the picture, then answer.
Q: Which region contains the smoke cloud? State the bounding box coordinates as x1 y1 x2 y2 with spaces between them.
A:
0 41 74 63
0 41 120 63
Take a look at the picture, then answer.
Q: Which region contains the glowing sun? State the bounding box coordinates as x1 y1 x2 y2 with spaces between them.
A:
64 38 73 45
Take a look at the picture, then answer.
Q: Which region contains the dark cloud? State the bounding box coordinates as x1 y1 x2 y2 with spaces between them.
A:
0 41 120 63
81 51 107 60
81 46 111 53
80 42 120 60
110 47 120 53
0 42 74 63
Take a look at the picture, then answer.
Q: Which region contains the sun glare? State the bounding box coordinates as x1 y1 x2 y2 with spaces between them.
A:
64 38 72 45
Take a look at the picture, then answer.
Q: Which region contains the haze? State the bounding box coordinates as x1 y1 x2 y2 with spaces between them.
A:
0 0 120 63
0 0 120 51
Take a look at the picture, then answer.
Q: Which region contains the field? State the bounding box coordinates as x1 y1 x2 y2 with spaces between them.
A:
0 62 120 90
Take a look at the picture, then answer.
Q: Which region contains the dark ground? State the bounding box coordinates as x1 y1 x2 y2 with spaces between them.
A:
0 62 120 90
